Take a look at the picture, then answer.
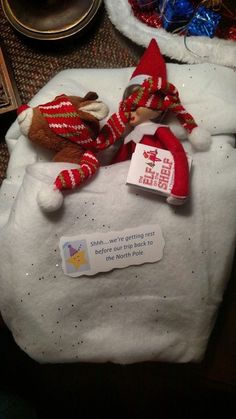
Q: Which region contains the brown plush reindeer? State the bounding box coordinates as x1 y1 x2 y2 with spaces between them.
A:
17 92 109 211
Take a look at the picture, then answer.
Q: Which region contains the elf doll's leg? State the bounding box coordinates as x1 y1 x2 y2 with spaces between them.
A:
156 126 189 205
112 141 136 164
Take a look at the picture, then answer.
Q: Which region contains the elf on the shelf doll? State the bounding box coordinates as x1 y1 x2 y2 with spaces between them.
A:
109 38 212 205
36 39 211 211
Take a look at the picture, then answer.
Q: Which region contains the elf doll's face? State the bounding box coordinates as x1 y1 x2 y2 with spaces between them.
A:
129 107 162 127
123 84 163 128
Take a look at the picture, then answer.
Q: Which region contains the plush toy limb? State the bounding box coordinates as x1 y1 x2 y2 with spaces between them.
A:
37 151 100 212
54 151 100 191
156 126 189 203
112 141 136 164
94 109 130 151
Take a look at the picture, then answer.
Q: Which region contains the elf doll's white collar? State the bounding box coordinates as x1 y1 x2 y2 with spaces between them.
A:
104 0 236 68
124 121 164 144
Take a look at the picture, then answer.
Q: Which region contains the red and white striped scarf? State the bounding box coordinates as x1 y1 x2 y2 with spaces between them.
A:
94 76 197 151
52 77 198 193
39 95 94 146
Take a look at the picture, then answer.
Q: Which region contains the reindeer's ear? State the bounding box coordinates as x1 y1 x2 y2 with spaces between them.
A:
80 101 109 121
83 92 98 101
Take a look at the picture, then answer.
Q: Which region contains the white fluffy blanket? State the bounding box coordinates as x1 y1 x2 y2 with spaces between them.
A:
104 0 236 68
0 66 236 364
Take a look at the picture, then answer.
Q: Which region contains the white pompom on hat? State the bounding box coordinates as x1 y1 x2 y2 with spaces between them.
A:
188 126 212 151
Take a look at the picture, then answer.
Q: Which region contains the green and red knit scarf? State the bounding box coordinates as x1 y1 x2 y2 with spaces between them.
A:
94 76 197 151
52 76 198 193
38 95 94 146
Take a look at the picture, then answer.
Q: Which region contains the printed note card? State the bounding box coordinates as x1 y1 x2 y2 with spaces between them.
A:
60 224 165 277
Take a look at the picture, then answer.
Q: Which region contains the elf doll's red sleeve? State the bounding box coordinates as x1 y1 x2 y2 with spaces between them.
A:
155 126 189 199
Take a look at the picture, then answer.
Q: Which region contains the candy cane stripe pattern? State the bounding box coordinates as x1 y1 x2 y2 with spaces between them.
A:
37 39 211 212
54 151 99 191
39 95 93 145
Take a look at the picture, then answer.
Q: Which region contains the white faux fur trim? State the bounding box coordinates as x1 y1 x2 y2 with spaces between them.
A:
104 0 236 67
127 74 149 87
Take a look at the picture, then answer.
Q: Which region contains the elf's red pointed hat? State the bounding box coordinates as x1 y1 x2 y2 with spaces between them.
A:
126 38 211 152
127 38 167 88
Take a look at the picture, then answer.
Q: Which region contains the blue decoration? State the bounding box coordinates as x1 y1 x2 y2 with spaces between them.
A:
159 0 194 32
187 6 221 38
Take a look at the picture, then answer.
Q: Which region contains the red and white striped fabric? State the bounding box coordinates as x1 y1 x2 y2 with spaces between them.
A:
49 75 200 204
39 95 94 146
54 151 100 191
